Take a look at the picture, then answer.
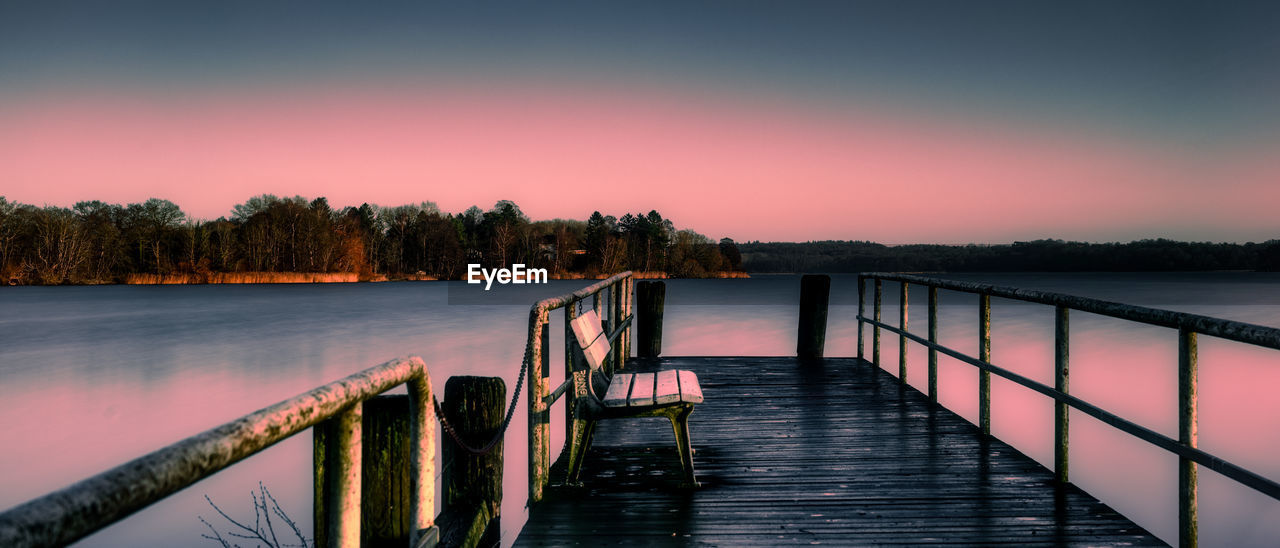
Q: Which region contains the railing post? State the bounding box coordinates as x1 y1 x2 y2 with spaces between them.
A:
625 276 633 367
637 280 667 358
619 277 632 370
611 282 622 373
528 310 550 505
978 293 991 435
314 404 363 547
1054 306 1069 484
564 304 579 452
408 374 437 547
798 274 831 359
857 276 866 361
898 282 909 383
928 286 938 403
1179 327 1198 548
873 279 882 368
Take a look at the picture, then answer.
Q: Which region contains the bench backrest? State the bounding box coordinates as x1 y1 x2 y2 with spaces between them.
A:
569 309 610 371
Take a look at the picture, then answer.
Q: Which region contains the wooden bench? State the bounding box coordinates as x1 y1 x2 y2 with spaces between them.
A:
566 309 702 486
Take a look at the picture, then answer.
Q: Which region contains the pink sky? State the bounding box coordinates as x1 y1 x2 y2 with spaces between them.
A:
1 83 1276 243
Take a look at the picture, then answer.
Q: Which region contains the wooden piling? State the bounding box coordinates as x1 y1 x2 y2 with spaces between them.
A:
857 276 866 361
360 395 414 546
798 274 830 359
637 281 666 358
440 376 506 548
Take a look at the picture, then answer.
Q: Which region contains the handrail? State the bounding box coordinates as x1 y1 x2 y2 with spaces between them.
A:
526 272 634 504
868 272 1280 350
0 356 436 548
857 272 1280 548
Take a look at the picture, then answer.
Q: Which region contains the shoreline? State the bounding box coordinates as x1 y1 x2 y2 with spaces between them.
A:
3 270 751 286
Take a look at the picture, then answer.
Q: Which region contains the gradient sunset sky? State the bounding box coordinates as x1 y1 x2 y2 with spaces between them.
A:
2 1 1277 244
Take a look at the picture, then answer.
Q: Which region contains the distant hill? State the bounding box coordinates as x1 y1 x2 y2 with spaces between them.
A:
739 239 1280 273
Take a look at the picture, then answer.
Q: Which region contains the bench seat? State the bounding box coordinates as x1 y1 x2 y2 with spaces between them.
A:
566 308 702 486
602 370 703 407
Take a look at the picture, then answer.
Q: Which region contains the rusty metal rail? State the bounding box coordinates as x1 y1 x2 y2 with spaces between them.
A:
526 271 634 504
0 356 437 548
857 272 1280 548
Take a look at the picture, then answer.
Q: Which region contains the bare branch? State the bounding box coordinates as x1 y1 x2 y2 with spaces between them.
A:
199 516 232 548
201 485 308 548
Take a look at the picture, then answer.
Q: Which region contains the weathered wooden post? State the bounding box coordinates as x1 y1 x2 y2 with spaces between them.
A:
621 277 633 369
927 286 938 403
873 279 882 367
316 388 439 548
797 274 830 359
440 376 505 548
408 373 438 547
978 294 992 435
637 280 666 358
528 309 550 505
1054 306 1070 484
314 405 363 547
564 304 579 450
857 276 866 361
899 282 909 383
1179 327 1198 548
611 281 623 372
359 395 414 546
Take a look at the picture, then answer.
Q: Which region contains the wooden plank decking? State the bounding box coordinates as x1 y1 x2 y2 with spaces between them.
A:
514 357 1164 546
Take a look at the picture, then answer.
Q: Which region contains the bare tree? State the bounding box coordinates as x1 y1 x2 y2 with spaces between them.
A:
33 207 87 284
492 221 516 266
0 197 19 275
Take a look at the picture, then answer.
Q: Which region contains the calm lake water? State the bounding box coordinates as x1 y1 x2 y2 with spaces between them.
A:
2 273 1279 546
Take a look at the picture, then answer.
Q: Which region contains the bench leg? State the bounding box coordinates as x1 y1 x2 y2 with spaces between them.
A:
669 404 698 487
566 417 596 484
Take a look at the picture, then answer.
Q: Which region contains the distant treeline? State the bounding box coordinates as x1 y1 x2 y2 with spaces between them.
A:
0 195 743 285
740 239 1280 273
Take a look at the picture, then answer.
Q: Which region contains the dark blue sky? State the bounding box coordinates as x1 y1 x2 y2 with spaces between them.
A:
4 1 1278 144
2 1 1278 242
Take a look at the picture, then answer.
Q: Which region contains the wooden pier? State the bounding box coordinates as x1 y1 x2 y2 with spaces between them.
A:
516 273 1280 548
514 356 1162 546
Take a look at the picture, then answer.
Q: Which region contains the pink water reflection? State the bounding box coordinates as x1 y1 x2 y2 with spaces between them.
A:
2 276 1278 546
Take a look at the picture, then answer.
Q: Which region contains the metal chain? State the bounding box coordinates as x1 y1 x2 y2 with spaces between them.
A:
432 339 530 456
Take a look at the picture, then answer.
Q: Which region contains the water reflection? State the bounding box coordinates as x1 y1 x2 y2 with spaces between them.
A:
1 273 1278 546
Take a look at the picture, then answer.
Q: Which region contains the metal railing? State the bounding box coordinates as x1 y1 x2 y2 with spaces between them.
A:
856 272 1280 548
525 271 634 504
0 356 437 548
